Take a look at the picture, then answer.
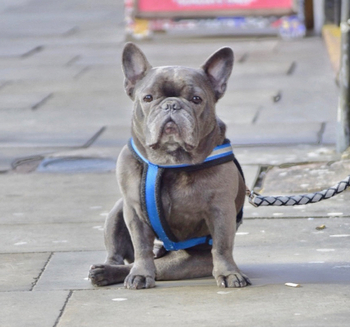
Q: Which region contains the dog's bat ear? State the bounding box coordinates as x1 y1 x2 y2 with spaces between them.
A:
201 47 234 101
122 43 152 99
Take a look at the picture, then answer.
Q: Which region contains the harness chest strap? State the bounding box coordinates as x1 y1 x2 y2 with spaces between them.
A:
128 138 245 251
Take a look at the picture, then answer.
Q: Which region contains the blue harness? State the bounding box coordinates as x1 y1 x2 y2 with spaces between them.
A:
128 138 244 251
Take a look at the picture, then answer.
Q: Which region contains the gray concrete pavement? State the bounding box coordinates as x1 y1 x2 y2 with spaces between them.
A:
1 0 349 326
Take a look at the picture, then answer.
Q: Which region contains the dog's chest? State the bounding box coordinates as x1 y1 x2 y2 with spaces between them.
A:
160 170 214 239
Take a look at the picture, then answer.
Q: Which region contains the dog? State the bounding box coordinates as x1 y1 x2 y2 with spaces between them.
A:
89 43 250 289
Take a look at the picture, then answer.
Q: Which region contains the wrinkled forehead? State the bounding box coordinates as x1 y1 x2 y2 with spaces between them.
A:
140 66 209 96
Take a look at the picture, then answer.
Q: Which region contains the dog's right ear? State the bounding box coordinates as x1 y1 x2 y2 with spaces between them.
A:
122 43 152 99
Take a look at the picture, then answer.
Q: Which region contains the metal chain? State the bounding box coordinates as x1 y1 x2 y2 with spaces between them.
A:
247 175 350 207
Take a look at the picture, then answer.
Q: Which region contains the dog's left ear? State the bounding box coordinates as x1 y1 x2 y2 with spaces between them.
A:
202 47 234 101
122 42 152 99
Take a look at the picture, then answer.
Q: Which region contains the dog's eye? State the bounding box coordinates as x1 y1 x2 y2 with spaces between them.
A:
191 96 202 105
143 95 153 103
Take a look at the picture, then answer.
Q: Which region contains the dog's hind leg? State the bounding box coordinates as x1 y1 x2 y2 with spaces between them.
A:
90 248 213 287
155 249 213 281
104 198 134 265
89 199 135 286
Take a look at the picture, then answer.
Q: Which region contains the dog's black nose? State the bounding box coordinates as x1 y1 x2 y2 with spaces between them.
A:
161 100 182 111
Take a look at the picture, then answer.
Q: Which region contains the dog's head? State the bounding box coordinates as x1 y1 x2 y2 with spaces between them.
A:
122 43 234 165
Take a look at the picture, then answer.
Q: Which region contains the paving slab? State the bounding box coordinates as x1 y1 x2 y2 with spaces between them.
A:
74 51 121 66
131 39 279 67
323 121 337 143
0 65 83 81
18 44 121 66
0 68 121 92
34 251 106 291
0 15 76 37
0 92 53 110
257 104 337 124
229 73 337 109
0 81 8 89
37 95 128 125
0 121 103 147
218 104 259 124
0 173 119 224
90 126 131 147
57 284 350 327
0 40 42 57
0 0 31 13
75 65 122 83
0 79 76 95
233 61 292 76
227 122 323 145
0 222 105 253
32 218 350 291
70 26 125 44
221 88 279 107
0 291 70 327
0 97 129 134
235 217 350 262
233 145 341 166
0 252 51 291
21 51 79 66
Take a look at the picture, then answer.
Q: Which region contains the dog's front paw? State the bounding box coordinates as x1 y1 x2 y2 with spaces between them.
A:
89 264 130 287
124 273 155 290
216 272 251 288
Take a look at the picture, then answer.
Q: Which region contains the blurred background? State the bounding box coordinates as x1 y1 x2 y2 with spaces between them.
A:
0 0 348 175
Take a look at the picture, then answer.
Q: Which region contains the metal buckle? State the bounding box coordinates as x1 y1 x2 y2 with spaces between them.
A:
246 186 259 207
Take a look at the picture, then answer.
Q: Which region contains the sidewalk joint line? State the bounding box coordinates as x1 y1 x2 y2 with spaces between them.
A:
286 61 296 75
0 81 11 91
66 55 81 66
238 52 249 63
62 26 79 37
83 126 107 148
30 252 54 291
53 290 73 327
74 66 90 79
31 93 54 110
251 106 263 124
317 122 326 144
21 46 44 58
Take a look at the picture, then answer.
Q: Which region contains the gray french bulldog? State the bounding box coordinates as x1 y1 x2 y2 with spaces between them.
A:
89 43 250 289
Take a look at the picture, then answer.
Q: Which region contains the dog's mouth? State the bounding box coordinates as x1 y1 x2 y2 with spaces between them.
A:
146 119 196 152
161 119 179 136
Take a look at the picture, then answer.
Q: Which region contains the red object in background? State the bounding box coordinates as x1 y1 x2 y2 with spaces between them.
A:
138 0 294 13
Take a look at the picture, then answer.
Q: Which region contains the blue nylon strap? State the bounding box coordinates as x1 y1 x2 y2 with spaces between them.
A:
145 163 213 251
130 138 238 251
130 138 233 168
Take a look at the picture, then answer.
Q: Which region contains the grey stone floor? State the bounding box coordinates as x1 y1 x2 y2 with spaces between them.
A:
0 0 349 326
